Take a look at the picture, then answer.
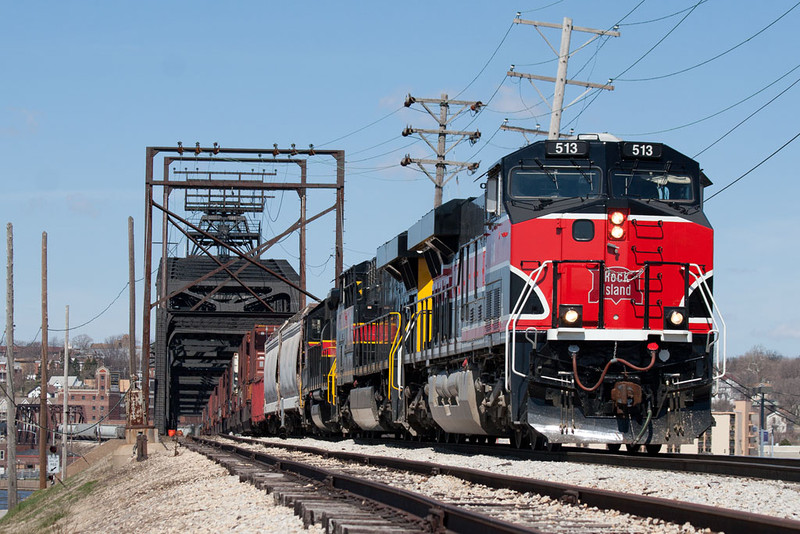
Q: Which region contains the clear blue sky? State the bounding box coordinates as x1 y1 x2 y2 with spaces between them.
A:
1 1 798 360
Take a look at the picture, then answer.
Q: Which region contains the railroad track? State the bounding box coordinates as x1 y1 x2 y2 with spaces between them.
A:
196 435 800 534
254 433 800 483
184 438 536 533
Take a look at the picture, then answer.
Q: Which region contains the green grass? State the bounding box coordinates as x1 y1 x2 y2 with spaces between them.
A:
36 509 68 531
68 481 97 502
0 479 99 532
1 487 51 523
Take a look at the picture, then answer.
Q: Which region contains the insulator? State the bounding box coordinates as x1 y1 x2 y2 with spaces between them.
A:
273 143 280 157
404 94 416 107
194 142 201 155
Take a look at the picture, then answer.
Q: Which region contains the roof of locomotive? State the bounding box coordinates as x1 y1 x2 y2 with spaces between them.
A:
492 134 712 187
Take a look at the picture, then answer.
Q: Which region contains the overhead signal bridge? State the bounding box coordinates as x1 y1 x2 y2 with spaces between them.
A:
144 145 344 433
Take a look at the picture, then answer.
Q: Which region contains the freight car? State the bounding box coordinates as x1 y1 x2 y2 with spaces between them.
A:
204 134 726 452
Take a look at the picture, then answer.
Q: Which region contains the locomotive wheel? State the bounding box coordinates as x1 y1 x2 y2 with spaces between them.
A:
645 444 662 455
625 444 642 453
531 432 559 451
544 439 562 452
513 428 530 449
606 444 622 453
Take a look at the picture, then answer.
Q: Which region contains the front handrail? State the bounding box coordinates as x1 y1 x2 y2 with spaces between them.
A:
689 264 727 380
392 309 422 398
505 261 550 392
386 312 403 399
326 360 337 404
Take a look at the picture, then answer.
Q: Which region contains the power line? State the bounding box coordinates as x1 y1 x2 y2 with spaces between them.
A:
346 140 419 164
619 1 709 26
612 0 704 82
618 1 800 82
519 0 564 13
620 62 800 137
552 0 650 130
49 279 142 332
720 376 800 426
705 131 800 202
453 22 515 100
570 0 650 82
316 107 404 147
693 73 800 157
348 135 409 157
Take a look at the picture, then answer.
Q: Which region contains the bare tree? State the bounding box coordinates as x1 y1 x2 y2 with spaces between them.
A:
93 334 130 374
71 334 93 351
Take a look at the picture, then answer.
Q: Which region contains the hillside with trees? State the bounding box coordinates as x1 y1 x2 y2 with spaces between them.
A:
715 346 800 443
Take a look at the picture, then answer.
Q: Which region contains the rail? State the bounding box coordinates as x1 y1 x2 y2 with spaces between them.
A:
210 435 800 534
192 436 539 534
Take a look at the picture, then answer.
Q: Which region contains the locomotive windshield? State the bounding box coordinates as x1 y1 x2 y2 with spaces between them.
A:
509 167 601 199
611 170 694 202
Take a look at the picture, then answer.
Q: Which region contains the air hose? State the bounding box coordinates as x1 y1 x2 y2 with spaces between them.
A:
634 405 653 444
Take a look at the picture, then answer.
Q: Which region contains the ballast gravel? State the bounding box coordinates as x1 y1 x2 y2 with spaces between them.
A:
13 436 795 534
255 436 800 522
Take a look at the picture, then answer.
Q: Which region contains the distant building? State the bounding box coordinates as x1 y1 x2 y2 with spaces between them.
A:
26 384 57 400
0 354 22 383
55 365 125 425
767 411 789 435
48 376 83 390
683 400 758 455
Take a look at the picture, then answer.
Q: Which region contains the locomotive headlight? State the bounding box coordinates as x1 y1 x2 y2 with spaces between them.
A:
664 307 688 330
559 305 583 327
669 310 685 325
608 209 628 241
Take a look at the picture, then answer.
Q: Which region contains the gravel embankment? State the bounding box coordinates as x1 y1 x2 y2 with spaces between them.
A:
3 442 323 534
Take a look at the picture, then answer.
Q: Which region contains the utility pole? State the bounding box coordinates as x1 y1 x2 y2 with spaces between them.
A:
39 231 48 490
128 217 136 382
400 93 482 208
61 305 68 480
507 15 619 140
6 223 17 508
127 216 145 433
755 384 772 457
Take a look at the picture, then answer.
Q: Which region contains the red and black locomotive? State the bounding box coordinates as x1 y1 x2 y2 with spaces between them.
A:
204 134 725 452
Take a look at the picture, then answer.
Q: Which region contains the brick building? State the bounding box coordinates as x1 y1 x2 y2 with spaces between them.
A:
56 365 125 425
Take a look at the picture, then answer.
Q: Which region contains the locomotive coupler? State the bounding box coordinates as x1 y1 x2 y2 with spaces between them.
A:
610 381 643 414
